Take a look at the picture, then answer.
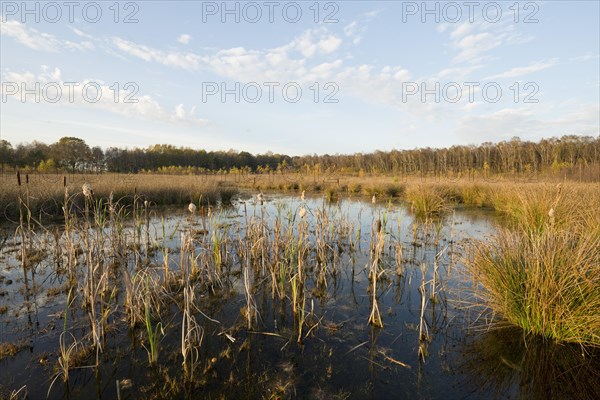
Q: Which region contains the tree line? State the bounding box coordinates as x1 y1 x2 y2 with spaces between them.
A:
1 135 599 178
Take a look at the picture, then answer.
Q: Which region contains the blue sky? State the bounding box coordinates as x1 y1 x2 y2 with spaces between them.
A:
1 1 598 155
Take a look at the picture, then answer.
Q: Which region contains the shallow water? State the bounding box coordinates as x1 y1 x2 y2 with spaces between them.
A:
0 194 597 399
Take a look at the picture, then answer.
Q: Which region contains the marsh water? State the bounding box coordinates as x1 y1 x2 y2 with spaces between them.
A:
0 194 598 399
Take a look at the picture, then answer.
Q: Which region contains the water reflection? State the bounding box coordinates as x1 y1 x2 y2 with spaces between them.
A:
4 194 594 399
459 326 600 400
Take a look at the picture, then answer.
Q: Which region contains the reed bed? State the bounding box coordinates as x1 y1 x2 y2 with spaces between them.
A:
1 171 595 220
0 173 239 219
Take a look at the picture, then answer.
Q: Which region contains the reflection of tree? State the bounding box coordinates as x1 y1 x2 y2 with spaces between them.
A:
458 327 600 400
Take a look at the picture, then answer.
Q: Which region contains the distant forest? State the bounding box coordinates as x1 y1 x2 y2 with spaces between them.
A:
1 135 599 179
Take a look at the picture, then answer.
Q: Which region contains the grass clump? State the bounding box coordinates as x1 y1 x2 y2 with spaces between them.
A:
468 186 600 346
346 183 362 194
458 184 492 207
382 183 405 198
406 186 447 220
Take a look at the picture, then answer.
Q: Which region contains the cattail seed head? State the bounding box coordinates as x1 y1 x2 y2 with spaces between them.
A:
82 183 93 198
299 206 306 218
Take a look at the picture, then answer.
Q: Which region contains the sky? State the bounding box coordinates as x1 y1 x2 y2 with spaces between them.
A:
1 0 599 156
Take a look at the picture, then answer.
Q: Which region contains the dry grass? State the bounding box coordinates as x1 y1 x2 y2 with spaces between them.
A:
1 172 597 219
0 173 239 219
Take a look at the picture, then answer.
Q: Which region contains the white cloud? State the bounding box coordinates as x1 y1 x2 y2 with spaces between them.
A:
112 28 343 83
344 21 366 44
363 9 383 18
1 20 96 52
68 27 94 40
318 35 342 54
112 37 200 70
450 22 473 39
456 108 532 141
456 105 600 141
175 104 186 119
343 9 380 45
1 66 208 126
453 32 502 63
105 24 554 130
440 16 536 66
344 21 358 36
435 65 482 79
280 29 342 57
308 60 343 80
177 34 192 44
483 59 558 80
64 40 95 51
570 52 600 62
0 20 60 51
